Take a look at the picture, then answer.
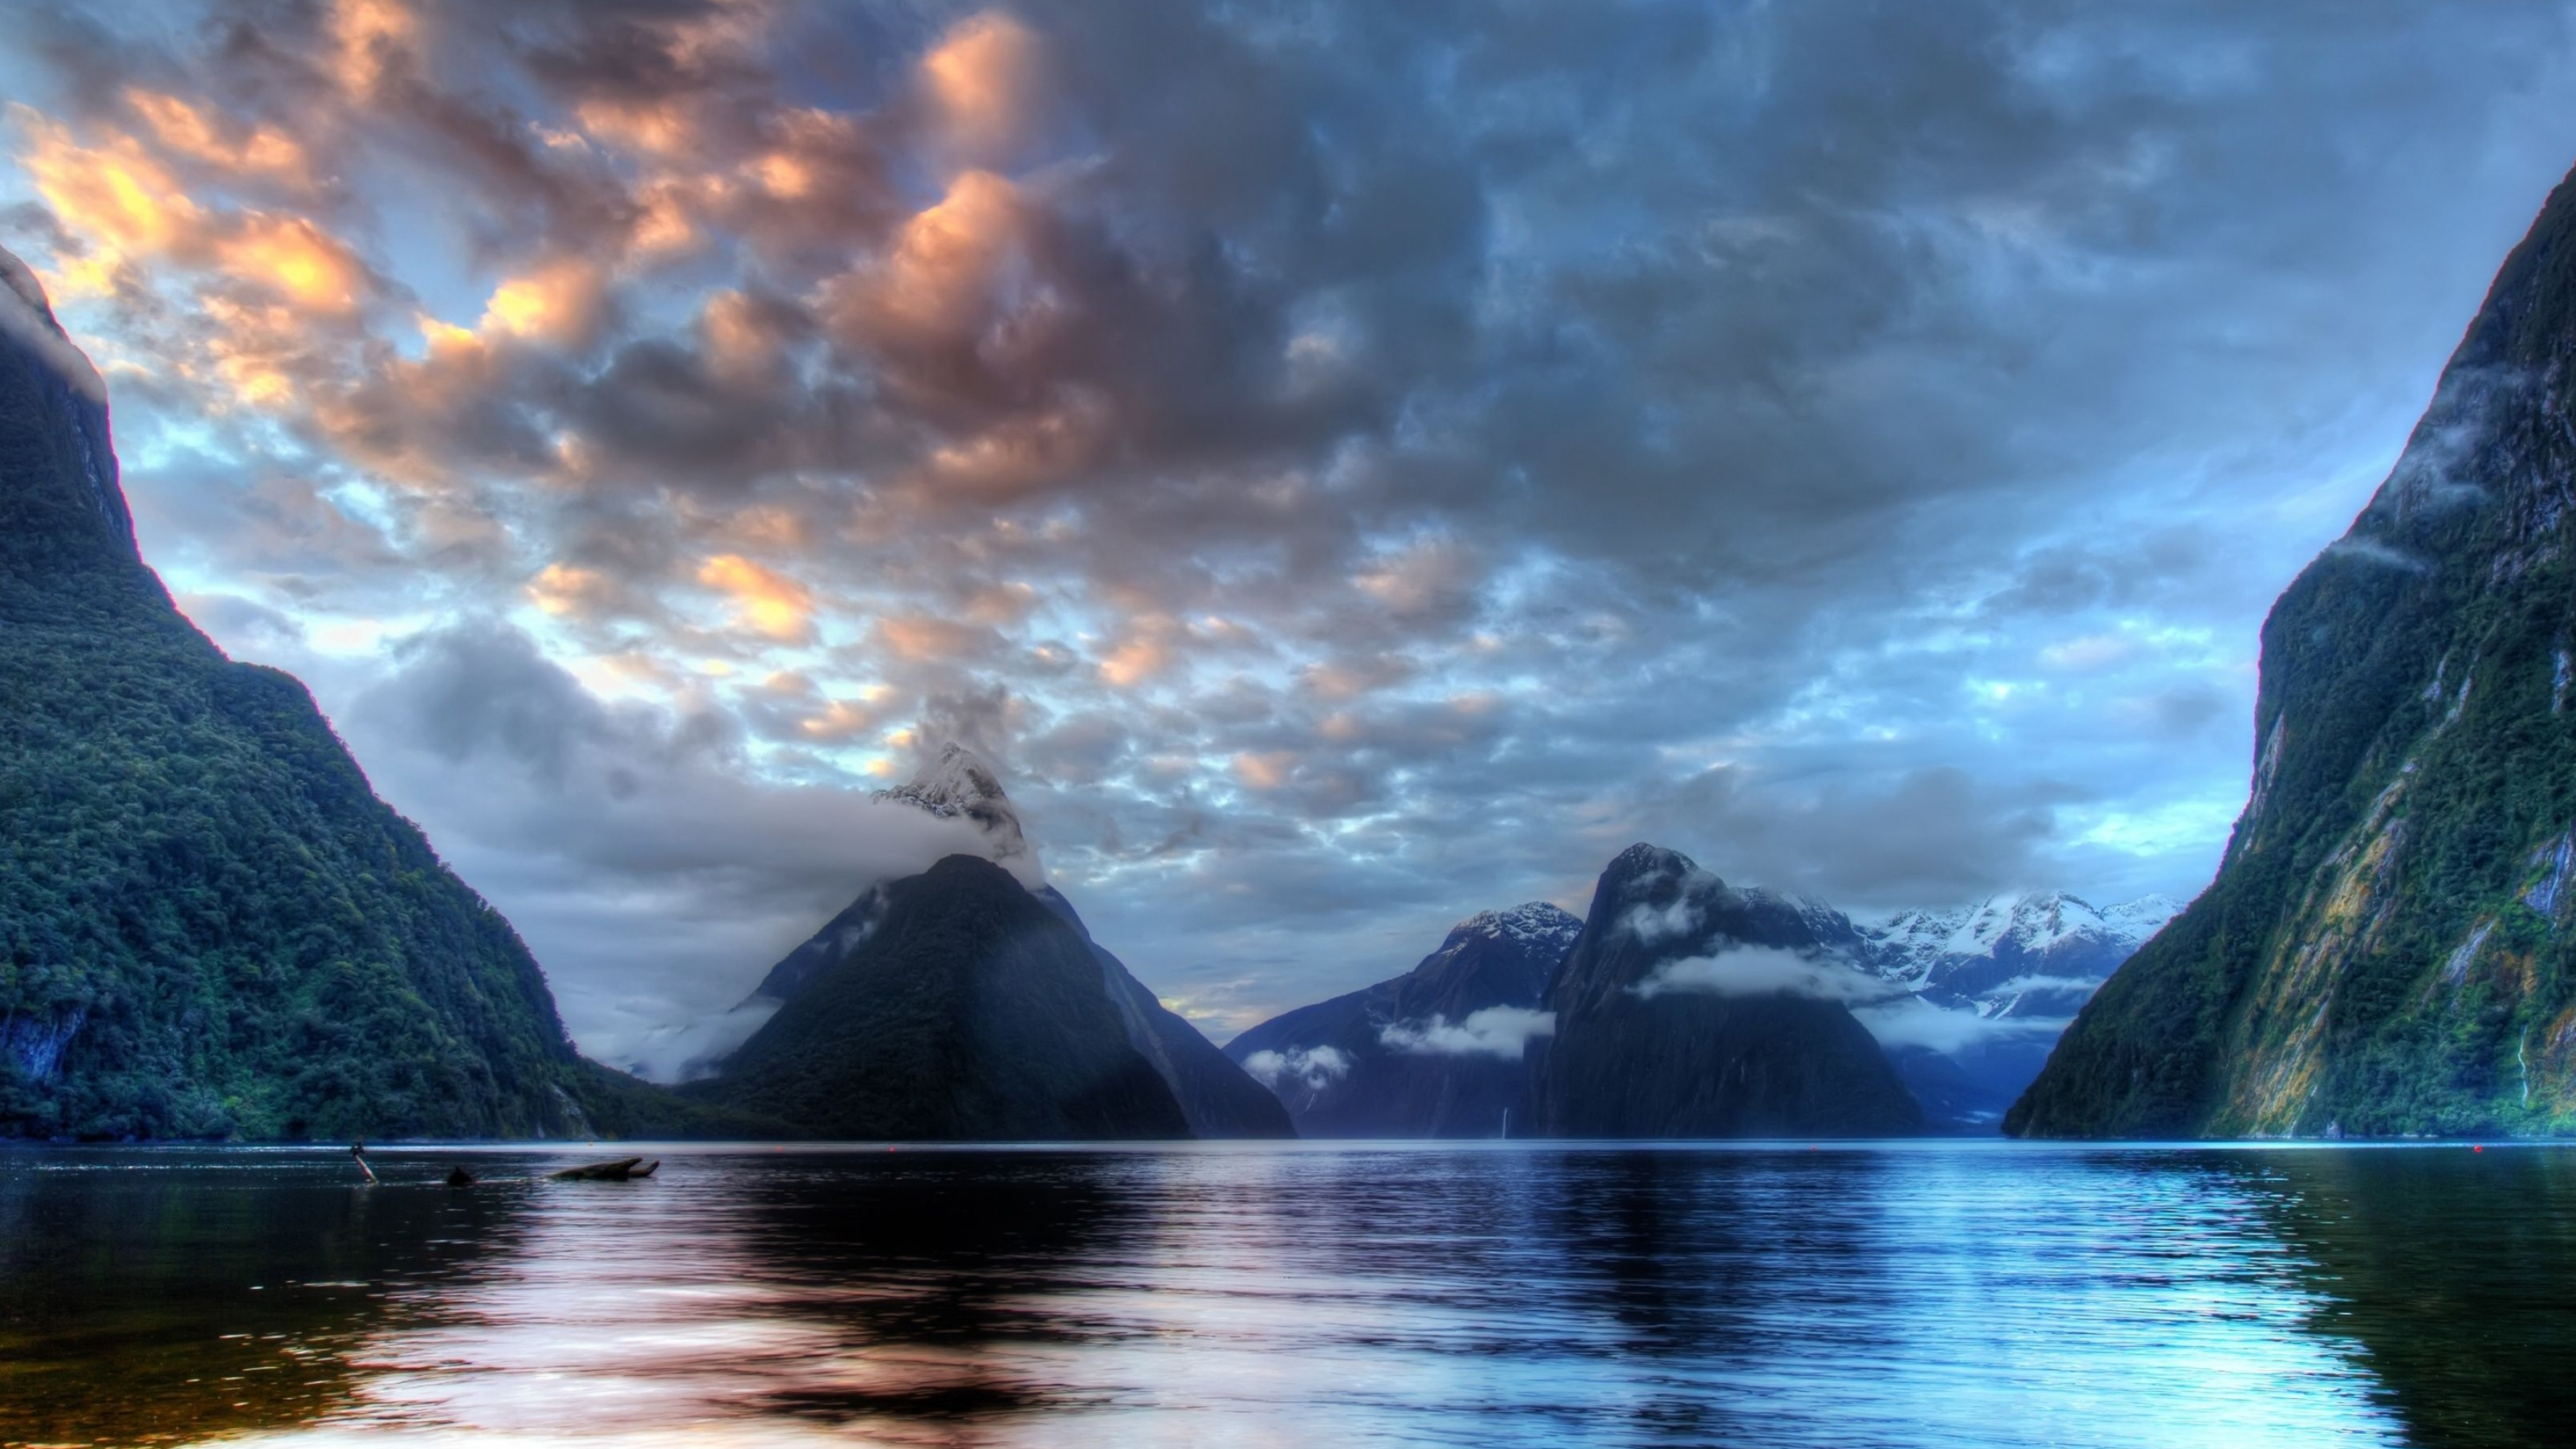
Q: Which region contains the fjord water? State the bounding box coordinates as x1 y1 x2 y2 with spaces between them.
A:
2 1143 2568 1448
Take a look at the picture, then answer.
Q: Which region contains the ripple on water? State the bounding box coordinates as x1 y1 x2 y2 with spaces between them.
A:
2 1140 2569 1447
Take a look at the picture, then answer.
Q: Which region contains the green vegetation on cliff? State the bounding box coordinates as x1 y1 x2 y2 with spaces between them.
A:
0 249 732 1141
2011 162 2576 1139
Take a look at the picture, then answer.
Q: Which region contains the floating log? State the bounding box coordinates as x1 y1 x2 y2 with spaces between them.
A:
548 1156 659 1182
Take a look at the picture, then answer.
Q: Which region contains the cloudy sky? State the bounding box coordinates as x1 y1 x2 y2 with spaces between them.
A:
4 0 2573 1072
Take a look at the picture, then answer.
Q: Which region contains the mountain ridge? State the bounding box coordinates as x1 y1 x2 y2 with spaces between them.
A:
2011 158 2576 1139
0 247 740 1141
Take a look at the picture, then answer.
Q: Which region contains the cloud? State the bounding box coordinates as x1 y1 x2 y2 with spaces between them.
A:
7 0 2575 1049
1632 945 1887 1004
337 621 1022 1070
697 554 814 642
2321 536 2432 573
1379 1005 1555 1059
1853 994 2070 1056
1620 898 1703 946
1241 1045 1350 1092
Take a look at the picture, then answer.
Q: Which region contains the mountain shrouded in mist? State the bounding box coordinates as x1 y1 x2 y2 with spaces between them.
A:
2012 159 2576 1139
691 852 1193 1141
1854 891 2180 1126
1534 844 1923 1137
1224 860 2180 1137
0 249 734 1141
1224 902 1579 1137
692 744 1291 1139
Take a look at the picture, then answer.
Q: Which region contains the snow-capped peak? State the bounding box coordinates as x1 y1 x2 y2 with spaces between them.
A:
2101 893 2185 939
1853 889 2179 993
873 742 1034 863
1453 902 1583 954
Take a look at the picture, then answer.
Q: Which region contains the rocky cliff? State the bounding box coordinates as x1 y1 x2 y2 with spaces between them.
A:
0 248 718 1140
2012 160 2576 1138
1535 844 1921 1137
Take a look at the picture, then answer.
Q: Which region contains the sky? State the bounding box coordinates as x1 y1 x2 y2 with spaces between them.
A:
4 0 2574 1075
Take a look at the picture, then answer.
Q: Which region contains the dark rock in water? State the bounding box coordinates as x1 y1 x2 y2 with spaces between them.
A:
696 855 1192 1142
1534 844 1922 1138
2011 160 2576 1139
550 1157 657 1181
0 246 731 1143
1225 902 1579 1137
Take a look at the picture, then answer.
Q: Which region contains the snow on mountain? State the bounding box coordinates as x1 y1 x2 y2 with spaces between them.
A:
1854 890 2183 1016
1837 889 2185 1128
1449 901 1584 958
872 742 1037 872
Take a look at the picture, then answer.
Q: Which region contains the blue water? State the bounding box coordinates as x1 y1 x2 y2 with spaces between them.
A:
2 1140 2569 1446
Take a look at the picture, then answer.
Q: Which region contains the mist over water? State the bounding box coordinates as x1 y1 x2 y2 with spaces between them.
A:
3 1142 2569 1447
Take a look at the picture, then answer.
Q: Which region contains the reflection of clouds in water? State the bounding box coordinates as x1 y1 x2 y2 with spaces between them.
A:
176 1145 2420 1448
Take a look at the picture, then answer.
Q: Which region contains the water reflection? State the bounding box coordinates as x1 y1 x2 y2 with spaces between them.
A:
6 1142 2569 1447
0 1147 525 1443
2255 1147 2576 1449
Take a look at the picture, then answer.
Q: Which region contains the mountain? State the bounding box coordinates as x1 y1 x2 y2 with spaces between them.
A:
1860 892 2182 1015
710 744 1291 1137
691 854 1191 1140
0 247 736 1142
1034 887 1295 1138
2011 161 2576 1139
1224 902 1581 1137
1853 891 2181 1127
1533 844 1921 1137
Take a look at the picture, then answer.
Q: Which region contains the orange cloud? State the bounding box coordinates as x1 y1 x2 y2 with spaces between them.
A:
217 215 367 312
15 109 197 286
330 0 417 97
698 554 813 640
922 12 1047 159
962 581 1038 626
921 390 1110 498
798 698 881 742
863 169 1023 341
1233 751 1297 791
576 96 701 158
480 260 607 344
526 562 635 623
125 90 307 181
875 614 990 662
700 290 778 379
1099 636 1171 688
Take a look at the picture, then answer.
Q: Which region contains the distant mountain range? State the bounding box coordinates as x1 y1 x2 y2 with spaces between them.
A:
1227 902 1579 1137
1231 854 2180 1136
1853 891 2179 1126
2013 158 2576 1139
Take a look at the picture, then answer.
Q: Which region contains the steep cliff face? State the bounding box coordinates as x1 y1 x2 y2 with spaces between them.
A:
2012 162 2576 1139
1534 845 1921 1138
1032 887 1295 1138
697 855 1192 1141
0 249 706 1141
1225 902 1579 1137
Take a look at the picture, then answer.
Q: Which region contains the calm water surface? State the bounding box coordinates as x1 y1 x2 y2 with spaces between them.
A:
2 1141 2570 1447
